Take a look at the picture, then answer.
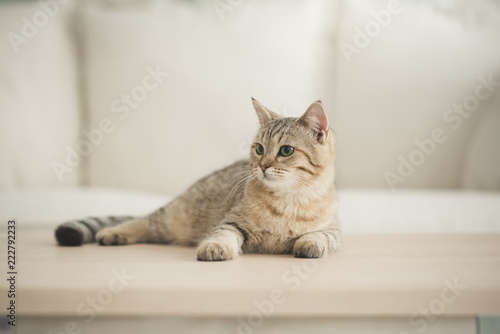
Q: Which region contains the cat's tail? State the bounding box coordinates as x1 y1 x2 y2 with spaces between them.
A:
55 216 134 246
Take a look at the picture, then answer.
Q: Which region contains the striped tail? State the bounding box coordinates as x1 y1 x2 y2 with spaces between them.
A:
55 216 133 246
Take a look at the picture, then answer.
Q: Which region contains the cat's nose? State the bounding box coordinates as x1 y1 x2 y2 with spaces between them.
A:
260 165 270 172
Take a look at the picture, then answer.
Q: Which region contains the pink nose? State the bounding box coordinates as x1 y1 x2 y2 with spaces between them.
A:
260 165 270 172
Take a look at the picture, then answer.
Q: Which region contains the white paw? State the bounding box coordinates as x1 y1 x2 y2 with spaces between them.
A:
293 239 327 258
197 241 238 261
96 228 132 246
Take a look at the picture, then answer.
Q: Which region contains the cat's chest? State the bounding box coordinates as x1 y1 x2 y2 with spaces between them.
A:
240 199 323 253
246 196 325 232
238 190 334 253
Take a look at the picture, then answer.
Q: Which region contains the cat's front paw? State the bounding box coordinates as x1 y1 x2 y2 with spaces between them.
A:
293 239 327 258
96 228 131 246
197 241 237 261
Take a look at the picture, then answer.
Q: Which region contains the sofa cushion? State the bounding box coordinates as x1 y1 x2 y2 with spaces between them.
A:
338 189 500 233
79 0 338 195
331 0 500 189
461 93 500 190
0 187 169 228
2 187 499 233
0 1 81 187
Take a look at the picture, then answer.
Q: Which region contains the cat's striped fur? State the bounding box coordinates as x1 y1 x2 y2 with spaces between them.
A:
55 216 132 246
55 99 341 260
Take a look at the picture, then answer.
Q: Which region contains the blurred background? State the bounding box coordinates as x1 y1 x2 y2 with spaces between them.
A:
0 0 499 229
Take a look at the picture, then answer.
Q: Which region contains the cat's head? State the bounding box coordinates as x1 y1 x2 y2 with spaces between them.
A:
250 98 335 193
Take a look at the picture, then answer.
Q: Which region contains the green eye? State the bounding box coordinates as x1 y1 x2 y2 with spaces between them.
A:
256 144 264 155
279 145 294 157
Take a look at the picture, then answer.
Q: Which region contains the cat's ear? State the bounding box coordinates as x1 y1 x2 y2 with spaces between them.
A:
299 100 329 143
252 98 280 127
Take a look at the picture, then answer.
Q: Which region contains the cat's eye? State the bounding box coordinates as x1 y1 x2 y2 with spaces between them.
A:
279 145 294 157
255 144 264 155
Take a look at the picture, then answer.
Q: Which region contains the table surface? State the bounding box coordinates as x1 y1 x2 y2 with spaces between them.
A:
1 231 499 317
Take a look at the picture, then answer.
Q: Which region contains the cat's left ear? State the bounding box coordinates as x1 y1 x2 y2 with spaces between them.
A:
299 100 329 143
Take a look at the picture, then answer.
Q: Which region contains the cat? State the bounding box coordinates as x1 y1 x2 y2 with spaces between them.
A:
55 98 340 261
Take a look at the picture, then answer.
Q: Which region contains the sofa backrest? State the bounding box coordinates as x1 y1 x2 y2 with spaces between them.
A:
0 1 81 188
1 0 499 194
331 0 500 190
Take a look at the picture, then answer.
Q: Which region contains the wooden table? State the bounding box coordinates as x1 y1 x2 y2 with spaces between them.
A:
1 231 499 333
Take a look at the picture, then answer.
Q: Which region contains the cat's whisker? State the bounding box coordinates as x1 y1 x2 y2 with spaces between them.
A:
228 173 255 198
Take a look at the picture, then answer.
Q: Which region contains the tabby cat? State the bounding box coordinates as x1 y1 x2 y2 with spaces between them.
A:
55 99 340 261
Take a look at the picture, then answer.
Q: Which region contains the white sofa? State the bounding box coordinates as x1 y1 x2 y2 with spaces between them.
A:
1 0 499 234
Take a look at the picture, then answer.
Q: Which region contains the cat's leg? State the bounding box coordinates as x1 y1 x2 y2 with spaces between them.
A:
197 222 247 261
96 206 171 246
293 226 341 258
96 217 150 245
